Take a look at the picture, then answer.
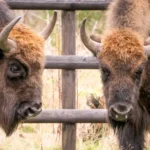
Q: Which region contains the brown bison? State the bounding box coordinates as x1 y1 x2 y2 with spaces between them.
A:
0 1 57 136
80 0 150 149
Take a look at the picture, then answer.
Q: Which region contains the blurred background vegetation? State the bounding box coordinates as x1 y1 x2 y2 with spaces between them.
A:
0 10 150 150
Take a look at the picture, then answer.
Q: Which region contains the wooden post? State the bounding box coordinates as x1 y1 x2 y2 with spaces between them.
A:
61 11 76 150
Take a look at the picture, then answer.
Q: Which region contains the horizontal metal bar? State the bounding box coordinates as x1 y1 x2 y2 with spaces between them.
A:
24 109 108 123
45 55 99 69
5 0 111 10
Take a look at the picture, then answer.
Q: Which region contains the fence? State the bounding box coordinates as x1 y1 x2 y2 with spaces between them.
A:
5 0 111 149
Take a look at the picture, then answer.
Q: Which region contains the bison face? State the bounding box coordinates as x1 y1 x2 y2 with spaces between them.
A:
99 58 146 126
80 19 150 131
0 12 57 136
0 27 45 136
7 59 42 120
0 54 43 136
97 29 147 128
80 20 147 127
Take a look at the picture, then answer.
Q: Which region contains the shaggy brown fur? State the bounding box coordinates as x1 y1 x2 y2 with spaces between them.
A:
100 29 144 63
81 0 150 149
99 29 146 150
9 24 44 66
97 0 150 150
106 0 150 40
0 1 46 136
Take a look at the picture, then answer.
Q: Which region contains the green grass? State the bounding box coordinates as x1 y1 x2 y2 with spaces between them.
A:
78 141 100 150
21 125 35 133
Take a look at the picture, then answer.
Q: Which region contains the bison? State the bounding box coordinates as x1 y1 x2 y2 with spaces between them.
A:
0 0 57 136
80 0 150 149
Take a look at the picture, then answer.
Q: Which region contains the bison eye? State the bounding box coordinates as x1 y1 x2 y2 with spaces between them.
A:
134 67 143 80
101 67 111 82
0 49 4 59
11 64 21 73
7 60 28 80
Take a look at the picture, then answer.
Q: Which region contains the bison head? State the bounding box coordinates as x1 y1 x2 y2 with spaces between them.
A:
80 19 150 128
0 12 57 136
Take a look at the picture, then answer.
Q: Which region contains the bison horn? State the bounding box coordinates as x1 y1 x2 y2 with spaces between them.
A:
0 17 21 52
90 34 101 43
80 18 102 56
40 11 57 40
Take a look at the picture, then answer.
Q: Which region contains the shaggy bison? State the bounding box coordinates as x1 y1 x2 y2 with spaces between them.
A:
0 0 57 136
80 0 150 149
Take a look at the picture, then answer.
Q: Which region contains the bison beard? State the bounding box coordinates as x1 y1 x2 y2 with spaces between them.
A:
109 107 146 150
0 94 30 136
1 104 19 136
115 122 145 150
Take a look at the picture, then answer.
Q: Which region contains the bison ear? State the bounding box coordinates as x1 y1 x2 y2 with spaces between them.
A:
0 17 21 53
144 37 150 56
40 11 57 40
144 45 150 56
80 18 102 56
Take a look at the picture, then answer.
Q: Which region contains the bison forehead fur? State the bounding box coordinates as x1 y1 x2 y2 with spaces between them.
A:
99 29 145 64
9 24 44 65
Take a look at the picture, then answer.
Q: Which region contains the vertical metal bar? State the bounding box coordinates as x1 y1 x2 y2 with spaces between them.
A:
61 11 76 150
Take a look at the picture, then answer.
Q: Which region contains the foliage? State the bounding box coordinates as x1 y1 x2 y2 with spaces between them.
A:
21 125 35 133
77 10 106 34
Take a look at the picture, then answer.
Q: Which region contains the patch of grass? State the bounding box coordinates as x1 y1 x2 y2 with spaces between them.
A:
78 141 99 150
48 147 61 150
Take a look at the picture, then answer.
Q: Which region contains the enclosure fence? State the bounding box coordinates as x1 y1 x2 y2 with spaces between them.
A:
5 0 111 149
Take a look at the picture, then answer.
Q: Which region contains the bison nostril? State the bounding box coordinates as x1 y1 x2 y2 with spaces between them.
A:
112 105 132 115
110 105 133 122
34 102 42 110
16 102 42 120
26 106 42 118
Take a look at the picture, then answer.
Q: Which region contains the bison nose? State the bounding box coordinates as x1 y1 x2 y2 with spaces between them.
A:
109 104 133 122
16 101 42 120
